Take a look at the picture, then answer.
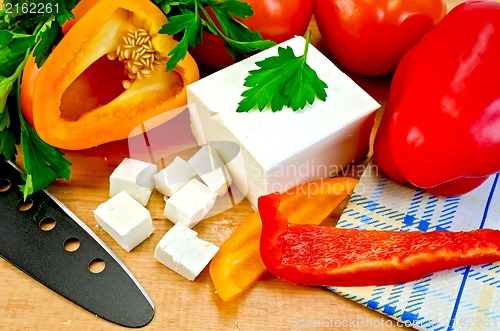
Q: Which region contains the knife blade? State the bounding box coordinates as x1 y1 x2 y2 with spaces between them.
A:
0 157 154 328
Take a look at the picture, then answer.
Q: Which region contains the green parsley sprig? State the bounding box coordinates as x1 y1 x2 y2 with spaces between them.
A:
1 0 76 199
237 31 328 113
153 0 275 71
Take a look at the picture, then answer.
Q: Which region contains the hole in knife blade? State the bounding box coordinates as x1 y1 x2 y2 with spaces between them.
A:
17 198 34 212
88 258 106 274
64 237 81 252
0 179 11 192
39 217 57 231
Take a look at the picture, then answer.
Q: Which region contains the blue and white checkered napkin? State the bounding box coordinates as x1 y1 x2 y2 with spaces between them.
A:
329 163 500 331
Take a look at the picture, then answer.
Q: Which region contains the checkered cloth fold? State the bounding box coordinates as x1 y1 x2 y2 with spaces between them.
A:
329 164 500 331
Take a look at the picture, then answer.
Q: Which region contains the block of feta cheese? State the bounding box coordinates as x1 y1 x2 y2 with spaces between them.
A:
110 158 158 206
188 145 232 196
187 36 380 208
93 191 154 252
163 179 217 228
154 156 197 197
154 223 219 281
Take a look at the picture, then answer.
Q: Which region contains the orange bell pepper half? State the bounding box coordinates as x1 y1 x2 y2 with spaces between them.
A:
61 0 100 34
259 192 500 287
22 0 199 150
209 177 358 302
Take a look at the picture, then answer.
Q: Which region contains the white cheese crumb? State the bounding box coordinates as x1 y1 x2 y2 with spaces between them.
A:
109 158 158 206
154 156 197 197
188 145 232 197
154 223 219 281
163 179 217 228
93 191 154 252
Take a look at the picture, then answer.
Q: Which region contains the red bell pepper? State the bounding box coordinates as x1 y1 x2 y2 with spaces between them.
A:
373 0 500 196
258 192 500 287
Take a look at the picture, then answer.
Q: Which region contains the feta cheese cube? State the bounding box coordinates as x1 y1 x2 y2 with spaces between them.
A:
163 179 217 228
187 36 380 208
154 157 197 197
110 158 158 206
188 145 232 196
93 191 154 252
154 223 219 281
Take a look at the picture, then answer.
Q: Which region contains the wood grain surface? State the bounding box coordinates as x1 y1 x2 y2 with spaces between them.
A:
1 1 464 330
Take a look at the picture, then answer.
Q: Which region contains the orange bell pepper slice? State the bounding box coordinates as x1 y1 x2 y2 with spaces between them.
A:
24 0 199 150
209 177 358 302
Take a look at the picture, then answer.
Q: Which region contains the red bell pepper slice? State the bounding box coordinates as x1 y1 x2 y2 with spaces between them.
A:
259 192 500 287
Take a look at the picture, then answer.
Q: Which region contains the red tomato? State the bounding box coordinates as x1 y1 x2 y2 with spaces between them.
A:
244 0 314 44
314 0 447 77
190 0 314 69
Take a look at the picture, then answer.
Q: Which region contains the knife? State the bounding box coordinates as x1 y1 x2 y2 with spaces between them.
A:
0 157 154 328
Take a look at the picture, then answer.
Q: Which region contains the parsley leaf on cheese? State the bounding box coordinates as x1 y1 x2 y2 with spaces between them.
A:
237 32 328 113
